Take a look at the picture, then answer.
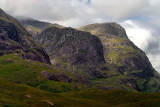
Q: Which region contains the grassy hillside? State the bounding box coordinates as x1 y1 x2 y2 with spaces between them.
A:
1 79 160 106
0 54 160 106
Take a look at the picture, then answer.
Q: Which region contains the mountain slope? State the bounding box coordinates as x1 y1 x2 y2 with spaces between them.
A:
0 8 50 64
16 17 64 37
79 23 160 92
79 23 154 76
34 23 160 92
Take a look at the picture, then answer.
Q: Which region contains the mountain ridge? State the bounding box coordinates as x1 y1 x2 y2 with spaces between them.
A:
16 16 64 38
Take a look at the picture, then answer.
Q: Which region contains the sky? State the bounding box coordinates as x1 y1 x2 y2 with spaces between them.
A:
0 0 160 72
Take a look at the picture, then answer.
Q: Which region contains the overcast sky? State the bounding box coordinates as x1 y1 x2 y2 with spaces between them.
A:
0 0 160 72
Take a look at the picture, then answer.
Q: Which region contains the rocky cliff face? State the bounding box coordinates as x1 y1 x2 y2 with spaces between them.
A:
36 27 105 69
0 8 50 64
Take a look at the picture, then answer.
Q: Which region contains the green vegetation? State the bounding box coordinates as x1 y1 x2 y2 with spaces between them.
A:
0 53 160 106
1 78 160 107
0 54 89 93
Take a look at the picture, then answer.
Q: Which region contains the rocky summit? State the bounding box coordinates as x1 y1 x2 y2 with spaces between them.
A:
0 8 50 64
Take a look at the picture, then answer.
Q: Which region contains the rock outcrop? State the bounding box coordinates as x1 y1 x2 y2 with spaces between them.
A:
0 8 50 64
36 27 105 69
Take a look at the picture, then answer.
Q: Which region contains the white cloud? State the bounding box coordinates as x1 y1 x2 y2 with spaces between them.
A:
147 53 160 72
121 20 155 51
0 0 157 27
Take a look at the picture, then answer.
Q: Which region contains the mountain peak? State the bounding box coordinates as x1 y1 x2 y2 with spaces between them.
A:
79 22 128 39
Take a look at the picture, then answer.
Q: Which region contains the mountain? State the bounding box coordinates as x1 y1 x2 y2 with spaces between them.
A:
16 16 64 38
79 23 160 92
78 23 154 75
35 22 160 92
0 8 50 64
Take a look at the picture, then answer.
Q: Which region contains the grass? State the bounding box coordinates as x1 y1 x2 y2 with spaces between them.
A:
0 53 89 93
1 78 160 107
1 54 160 106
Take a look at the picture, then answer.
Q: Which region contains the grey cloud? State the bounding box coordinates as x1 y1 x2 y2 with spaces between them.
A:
0 0 155 27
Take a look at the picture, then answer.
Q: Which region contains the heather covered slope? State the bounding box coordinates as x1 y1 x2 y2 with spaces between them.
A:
0 8 50 64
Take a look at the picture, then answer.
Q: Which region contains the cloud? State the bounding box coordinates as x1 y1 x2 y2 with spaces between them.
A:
147 53 160 72
91 0 147 20
120 20 156 51
0 0 156 27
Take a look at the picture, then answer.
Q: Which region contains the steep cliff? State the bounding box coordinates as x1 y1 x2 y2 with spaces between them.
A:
36 27 105 69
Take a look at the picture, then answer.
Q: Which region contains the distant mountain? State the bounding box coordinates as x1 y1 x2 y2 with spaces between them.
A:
16 16 64 37
0 8 50 64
